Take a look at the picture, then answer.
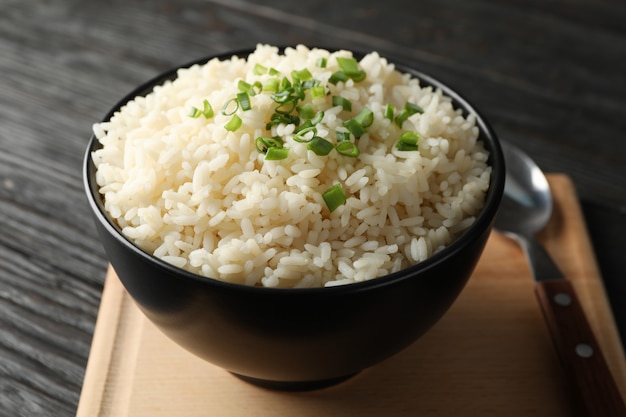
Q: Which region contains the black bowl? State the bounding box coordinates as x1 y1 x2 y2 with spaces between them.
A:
84 47 505 390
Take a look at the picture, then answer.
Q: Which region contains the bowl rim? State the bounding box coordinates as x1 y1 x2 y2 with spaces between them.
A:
83 45 505 295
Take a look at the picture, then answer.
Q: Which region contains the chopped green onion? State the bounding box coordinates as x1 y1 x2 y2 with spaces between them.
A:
263 78 280 92
224 114 242 131
295 119 313 133
292 68 313 82
188 106 202 118
292 84 306 101
269 67 281 76
405 102 424 115
395 131 420 151
395 101 424 127
316 57 327 68
221 98 239 116
255 136 284 153
280 77 292 90
354 107 373 128
329 70 348 85
322 184 346 212
350 70 366 82
336 57 359 75
335 130 351 142
266 146 290 160
332 96 352 111
307 137 334 156
297 104 315 120
311 85 326 98
336 57 366 82
384 104 395 121
202 100 214 118
293 126 317 143
238 80 252 92
270 89 293 103
253 63 268 75
237 91 252 111
336 141 360 157
343 118 366 139
189 99 214 119
266 114 299 130
301 79 321 89
311 110 324 125
237 80 262 96
274 100 297 115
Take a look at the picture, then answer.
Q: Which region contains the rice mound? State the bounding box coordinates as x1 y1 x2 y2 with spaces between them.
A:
92 44 491 288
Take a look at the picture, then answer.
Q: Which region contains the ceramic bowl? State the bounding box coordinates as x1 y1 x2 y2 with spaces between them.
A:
84 47 505 390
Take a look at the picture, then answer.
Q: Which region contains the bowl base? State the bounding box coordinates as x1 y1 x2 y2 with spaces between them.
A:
231 372 358 391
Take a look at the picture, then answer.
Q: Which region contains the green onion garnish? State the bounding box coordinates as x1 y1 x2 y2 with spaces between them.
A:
271 88 293 103
237 91 252 111
293 126 317 143
301 79 321 90
237 80 261 96
316 57 327 68
336 57 366 82
253 63 268 75
395 131 420 151
405 102 424 115
188 99 214 119
266 114 300 130
274 100 297 115
297 104 315 120
343 118 366 139
335 130 351 142
280 77 292 90
354 107 373 128
265 146 290 160
255 136 284 153
336 141 360 157
384 104 395 121
224 114 242 131
322 184 347 212
395 101 424 127
329 70 348 85
292 68 313 82
263 78 280 92
295 119 313 133
238 80 252 92
269 67 281 76
310 110 324 125
332 95 352 112
336 57 359 75
188 107 202 118
307 137 334 156
202 99 214 118
221 98 239 116
311 85 326 99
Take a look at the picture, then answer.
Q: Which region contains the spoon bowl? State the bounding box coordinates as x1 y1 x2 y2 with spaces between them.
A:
495 143 552 237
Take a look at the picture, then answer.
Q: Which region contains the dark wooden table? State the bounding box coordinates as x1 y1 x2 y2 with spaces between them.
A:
1 0 625 415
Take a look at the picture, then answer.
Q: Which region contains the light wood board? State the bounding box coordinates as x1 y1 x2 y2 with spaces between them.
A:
76 174 626 416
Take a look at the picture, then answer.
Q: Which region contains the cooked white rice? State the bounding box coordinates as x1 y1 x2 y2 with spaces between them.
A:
92 44 491 288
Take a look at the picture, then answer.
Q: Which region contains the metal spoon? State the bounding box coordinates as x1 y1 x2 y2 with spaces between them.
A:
494 142 626 416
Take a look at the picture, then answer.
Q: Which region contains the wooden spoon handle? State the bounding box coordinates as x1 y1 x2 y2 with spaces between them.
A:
535 279 626 417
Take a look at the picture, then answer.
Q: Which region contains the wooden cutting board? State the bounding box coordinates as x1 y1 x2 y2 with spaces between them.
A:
76 174 626 417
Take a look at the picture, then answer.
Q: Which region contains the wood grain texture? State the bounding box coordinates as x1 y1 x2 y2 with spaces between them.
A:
75 175 626 417
1 0 625 416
